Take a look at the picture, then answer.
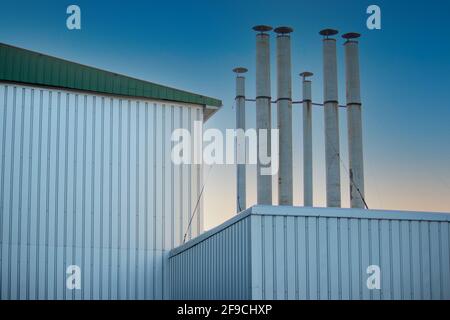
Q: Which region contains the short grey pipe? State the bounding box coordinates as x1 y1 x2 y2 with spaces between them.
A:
300 72 314 207
233 67 248 213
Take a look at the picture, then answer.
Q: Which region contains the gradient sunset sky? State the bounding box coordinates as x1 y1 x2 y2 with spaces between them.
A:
1 0 449 229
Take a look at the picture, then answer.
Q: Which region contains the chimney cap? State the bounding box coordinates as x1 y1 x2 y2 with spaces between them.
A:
319 28 339 37
300 71 314 78
233 67 248 74
253 25 273 33
274 26 294 34
342 32 361 40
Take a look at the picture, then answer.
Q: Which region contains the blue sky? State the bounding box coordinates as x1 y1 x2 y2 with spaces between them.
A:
1 0 449 228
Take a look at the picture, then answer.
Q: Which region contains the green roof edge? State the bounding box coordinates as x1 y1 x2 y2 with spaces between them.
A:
0 43 223 108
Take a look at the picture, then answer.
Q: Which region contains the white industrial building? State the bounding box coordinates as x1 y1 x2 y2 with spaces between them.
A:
1 23 450 301
0 42 221 299
170 205 450 300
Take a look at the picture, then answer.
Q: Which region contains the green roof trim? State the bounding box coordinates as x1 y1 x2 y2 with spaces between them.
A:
0 43 222 108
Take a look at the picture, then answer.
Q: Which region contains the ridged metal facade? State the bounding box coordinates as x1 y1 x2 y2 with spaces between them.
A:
0 82 204 299
169 206 450 300
169 214 252 299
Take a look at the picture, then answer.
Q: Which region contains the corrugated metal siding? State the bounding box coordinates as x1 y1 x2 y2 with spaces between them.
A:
0 43 222 108
250 214 450 300
169 206 450 300
169 216 252 300
0 82 204 299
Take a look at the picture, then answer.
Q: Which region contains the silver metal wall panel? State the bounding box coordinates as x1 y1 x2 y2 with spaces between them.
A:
0 82 204 299
251 207 450 300
169 215 252 300
169 206 450 300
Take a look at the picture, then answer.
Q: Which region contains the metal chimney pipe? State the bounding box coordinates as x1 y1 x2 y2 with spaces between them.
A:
320 29 341 207
275 26 294 206
253 25 273 205
233 67 248 213
300 71 314 207
343 33 366 209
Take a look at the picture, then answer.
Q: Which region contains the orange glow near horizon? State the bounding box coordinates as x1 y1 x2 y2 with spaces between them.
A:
203 162 450 231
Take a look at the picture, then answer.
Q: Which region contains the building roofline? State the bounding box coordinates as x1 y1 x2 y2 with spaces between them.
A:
169 205 450 257
0 42 223 114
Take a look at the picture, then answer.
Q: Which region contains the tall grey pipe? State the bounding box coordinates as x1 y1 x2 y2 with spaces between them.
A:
343 33 366 209
233 67 248 213
275 26 293 206
253 25 273 205
320 29 341 207
300 72 314 207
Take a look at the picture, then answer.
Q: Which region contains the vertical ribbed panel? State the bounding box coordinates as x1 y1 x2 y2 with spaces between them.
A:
0 83 204 300
250 213 450 300
168 206 450 300
169 217 252 300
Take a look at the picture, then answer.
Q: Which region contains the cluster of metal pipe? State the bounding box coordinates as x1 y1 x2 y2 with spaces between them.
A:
233 26 365 212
